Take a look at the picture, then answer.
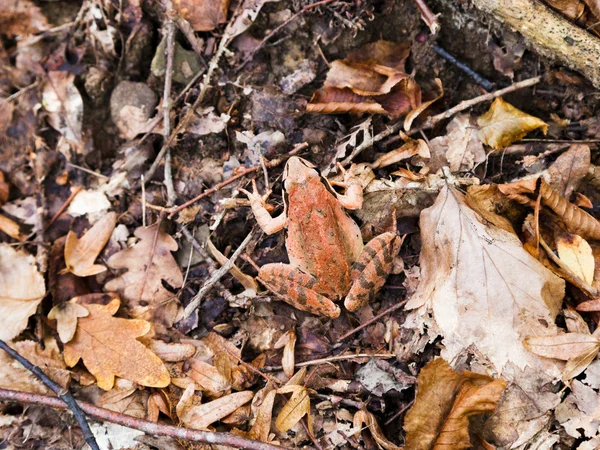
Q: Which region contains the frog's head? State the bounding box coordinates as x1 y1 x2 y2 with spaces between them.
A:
283 156 319 189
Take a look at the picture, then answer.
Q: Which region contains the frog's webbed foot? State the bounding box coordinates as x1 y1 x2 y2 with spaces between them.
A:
241 180 286 234
258 263 341 318
345 232 404 312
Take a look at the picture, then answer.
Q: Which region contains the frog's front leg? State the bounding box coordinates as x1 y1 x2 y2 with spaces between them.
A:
344 232 404 312
241 180 287 235
258 263 341 318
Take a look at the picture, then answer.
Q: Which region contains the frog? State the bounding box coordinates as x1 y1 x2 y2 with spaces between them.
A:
242 156 403 318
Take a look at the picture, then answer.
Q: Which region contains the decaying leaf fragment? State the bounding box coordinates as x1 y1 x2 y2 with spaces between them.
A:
544 144 590 198
63 212 117 277
42 71 84 144
0 244 46 341
63 296 171 390
306 40 421 116
404 358 506 450
173 0 229 31
477 98 547 149
0 0 49 37
556 232 595 284
406 186 565 378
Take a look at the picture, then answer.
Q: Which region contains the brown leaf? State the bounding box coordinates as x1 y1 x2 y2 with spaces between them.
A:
404 359 506 450
148 340 196 362
97 379 149 419
248 387 277 442
544 144 590 198
173 0 229 31
63 297 170 390
0 0 49 37
477 98 547 149
0 244 46 341
42 71 84 144
556 232 595 284
187 358 231 398
404 78 444 131
275 384 311 433
64 212 117 277
406 186 565 377
371 137 430 170
105 224 183 330
0 213 21 239
353 410 401 450
465 184 516 235
48 297 90 343
176 385 254 430
274 330 296 379
428 114 485 172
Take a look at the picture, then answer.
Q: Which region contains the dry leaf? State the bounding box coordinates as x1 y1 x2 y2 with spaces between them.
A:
465 184 516 235
0 213 21 239
173 0 229 31
0 0 49 37
353 410 401 450
106 224 183 330
477 98 547 149
149 340 196 362
48 297 90 343
64 212 117 277
556 232 594 284
0 244 46 341
42 71 84 144
556 379 600 439
176 385 254 430
63 296 170 390
187 358 231 398
404 78 444 131
97 379 149 419
544 144 590 198
404 358 506 450
371 138 430 170
206 238 258 293
248 387 277 442
406 186 565 377
275 384 311 433
274 330 296 379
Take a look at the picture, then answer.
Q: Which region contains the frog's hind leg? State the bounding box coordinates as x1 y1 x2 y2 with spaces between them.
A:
258 263 341 318
345 232 403 312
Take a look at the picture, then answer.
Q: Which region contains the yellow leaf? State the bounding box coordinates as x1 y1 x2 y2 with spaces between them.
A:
556 233 595 284
63 296 170 390
48 297 90 343
477 98 547 149
63 212 117 277
0 244 46 341
275 385 311 433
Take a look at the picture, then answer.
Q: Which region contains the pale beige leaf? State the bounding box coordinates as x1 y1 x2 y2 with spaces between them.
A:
274 330 296 379
275 385 310 433
563 346 600 381
404 78 443 131
406 186 565 377
148 340 196 362
248 387 277 442
477 98 547 149
42 71 84 144
556 233 595 285
176 386 254 430
97 380 148 419
0 244 46 341
187 358 231 398
523 333 600 361
0 213 21 239
544 144 590 198
353 410 402 450
48 298 90 343
63 297 170 390
563 305 591 334
64 212 116 277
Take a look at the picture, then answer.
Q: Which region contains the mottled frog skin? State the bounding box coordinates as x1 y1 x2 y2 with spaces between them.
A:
243 156 402 318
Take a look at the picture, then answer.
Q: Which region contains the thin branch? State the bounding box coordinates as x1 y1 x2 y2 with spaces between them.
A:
0 388 285 450
336 300 408 342
0 341 99 450
412 0 440 34
162 14 177 207
262 353 395 372
340 76 542 167
433 44 493 91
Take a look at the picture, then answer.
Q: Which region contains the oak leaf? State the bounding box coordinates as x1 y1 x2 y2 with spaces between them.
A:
48 297 90 343
105 224 183 330
477 98 547 149
63 212 117 277
63 296 171 390
0 244 46 341
406 186 565 377
404 358 506 450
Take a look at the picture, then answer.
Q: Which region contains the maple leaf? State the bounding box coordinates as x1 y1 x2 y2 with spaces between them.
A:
404 358 506 450
63 296 171 390
105 224 183 330
0 244 46 341
406 186 565 378
477 98 547 149
63 212 117 277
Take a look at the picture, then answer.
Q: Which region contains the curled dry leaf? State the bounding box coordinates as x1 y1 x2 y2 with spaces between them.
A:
248 387 277 442
544 144 590 198
173 0 229 31
105 224 184 331
403 358 506 450
42 71 84 144
274 330 296 379
0 244 46 341
0 213 21 239
48 297 90 343
148 340 196 362
406 186 565 378
275 384 311 434
404 78 444 131
370 137 430 170
556 232 595 285
176 385 254 430
63 296 170 390
477 98 547 149
63 212 117 277
306 40 421 117
353 410 401 450
187 358 231 398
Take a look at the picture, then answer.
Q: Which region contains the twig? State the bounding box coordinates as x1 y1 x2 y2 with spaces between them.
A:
0 341 99 450
183 231 255 318
66 163 109 180
433 44 493 91
239 0 337 70
412 0 440 34
261 353 395 372
384 399 414 425
336 300 408 342
162 14 177 207
0 388 285 450
339 76 541 167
